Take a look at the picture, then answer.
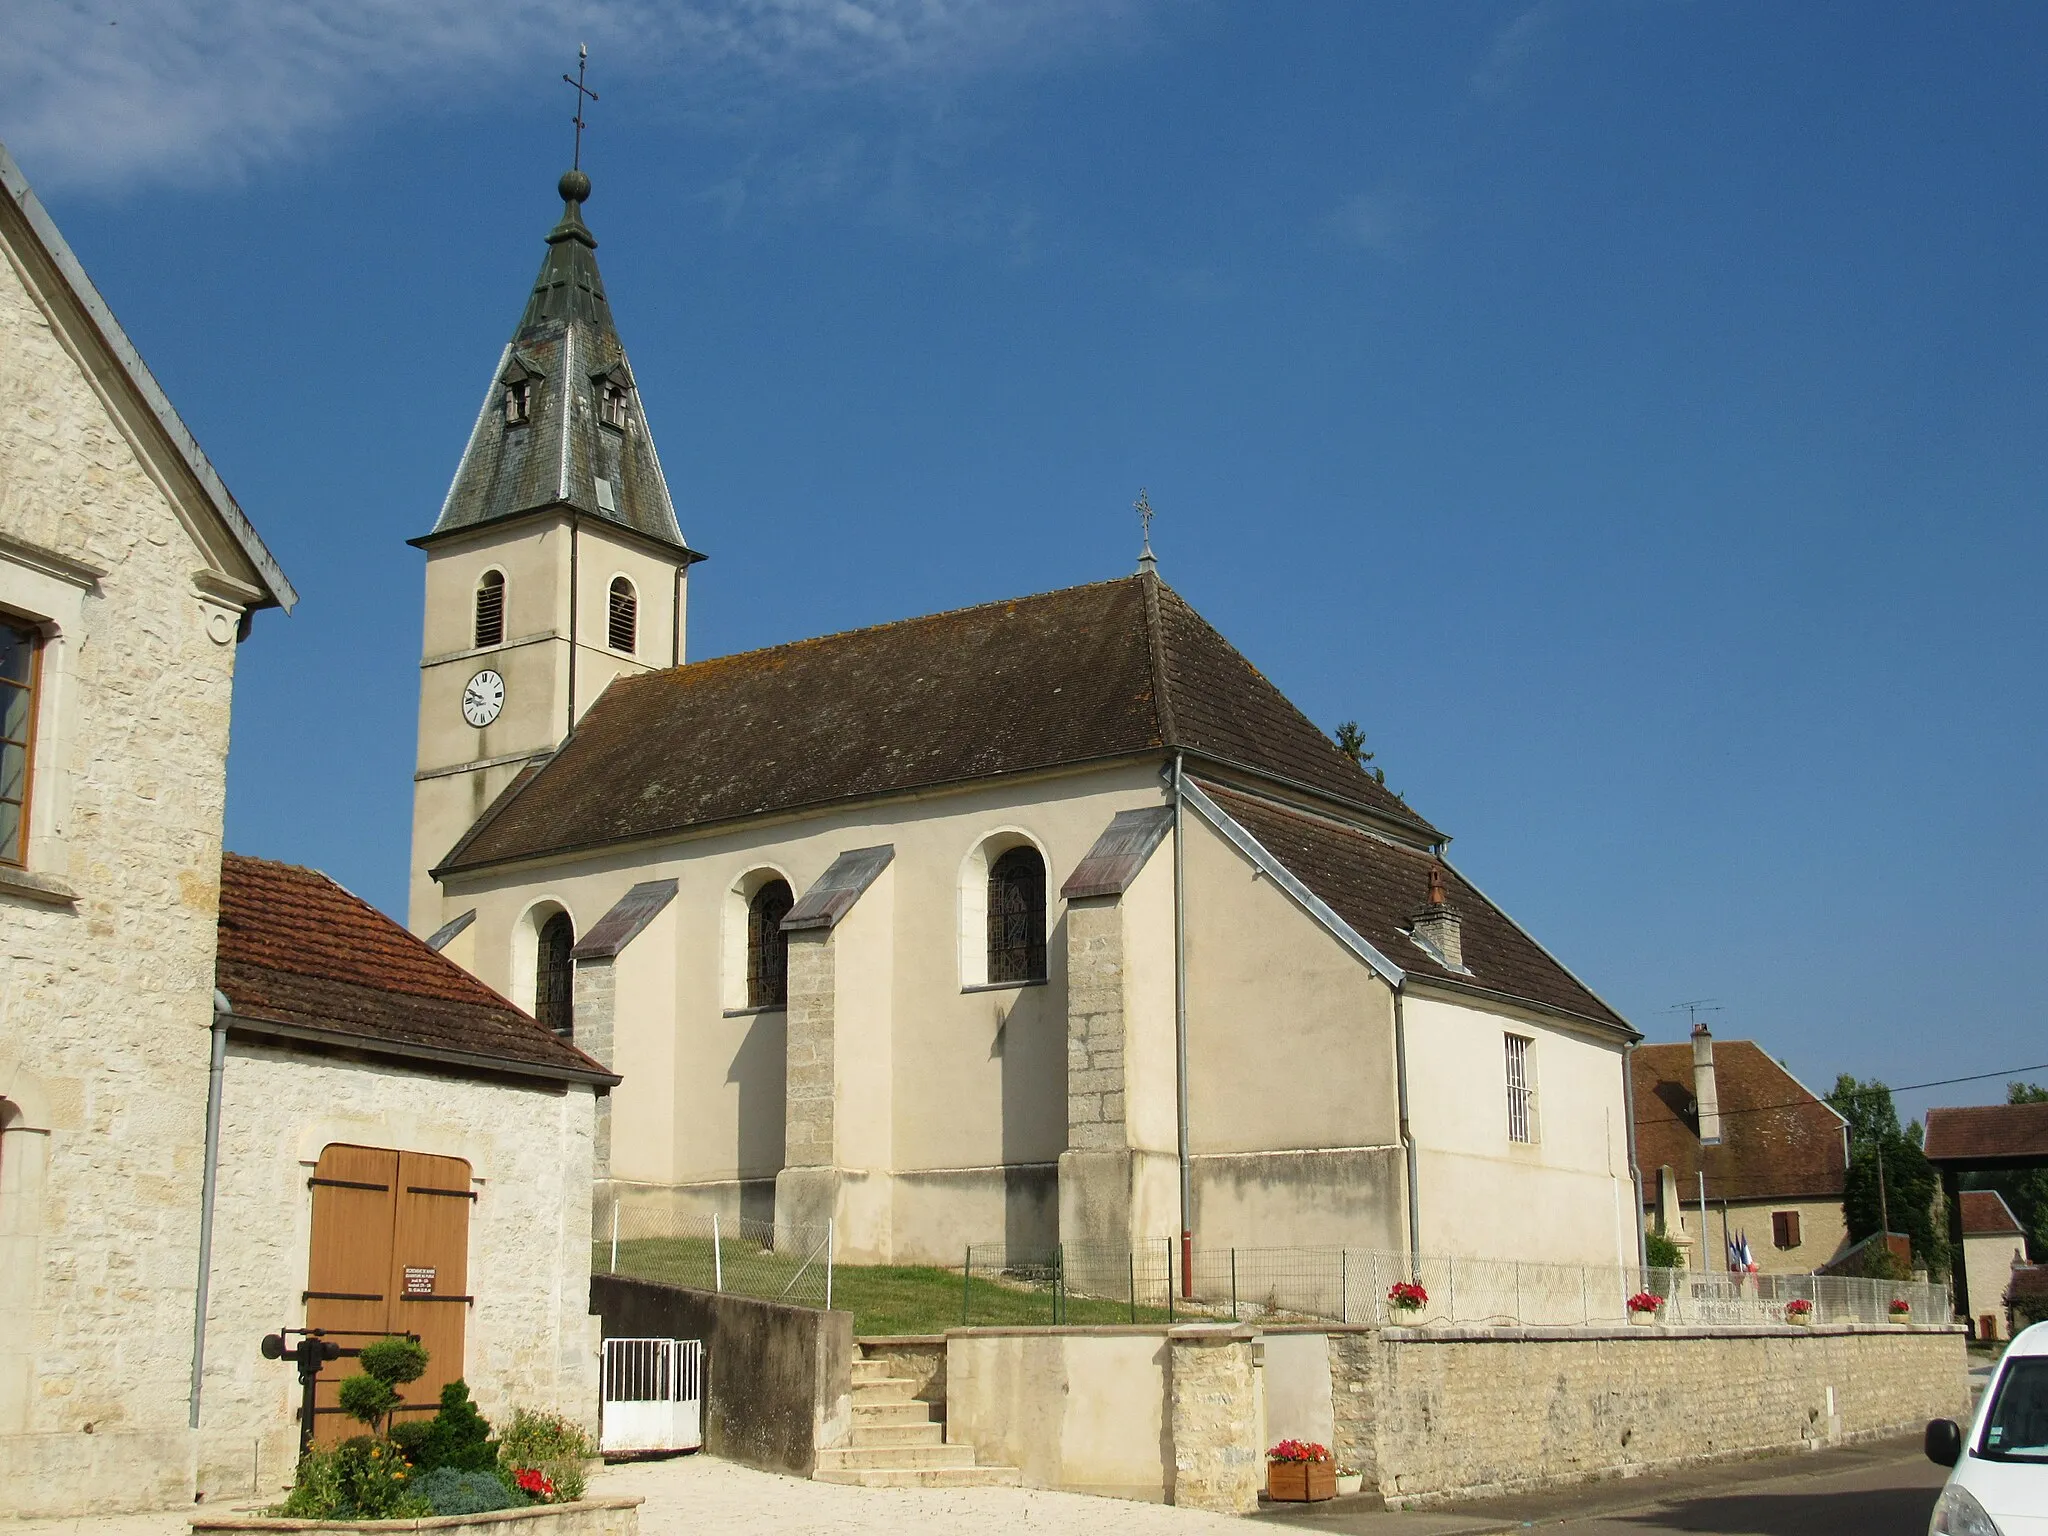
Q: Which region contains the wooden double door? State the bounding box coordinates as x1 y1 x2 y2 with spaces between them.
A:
305 1144 474 1443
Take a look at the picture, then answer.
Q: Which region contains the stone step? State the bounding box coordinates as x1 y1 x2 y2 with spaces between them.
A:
816 1442 980 1471
850 1358 901 1383
845 1420 944 1447
850 1375 921 1403
851 1399 933 1427
814 1464 1024 1489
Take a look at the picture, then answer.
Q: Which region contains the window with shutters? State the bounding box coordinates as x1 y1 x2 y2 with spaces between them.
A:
747 879 793 1009
473 571 505 650
1772 1210 1802 1249
504 378 532 425
535 911 575 1037
987 845 1047 985
607 577 637 654
1504 1034 1537 1144
598 379 630 430
0 620 41 866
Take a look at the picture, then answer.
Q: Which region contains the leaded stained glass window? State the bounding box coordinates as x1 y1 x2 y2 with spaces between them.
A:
536 911 575 1038
747 880 793 1008
987 845 1047 984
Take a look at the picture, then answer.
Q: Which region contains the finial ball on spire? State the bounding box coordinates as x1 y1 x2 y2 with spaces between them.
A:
559 169 592 204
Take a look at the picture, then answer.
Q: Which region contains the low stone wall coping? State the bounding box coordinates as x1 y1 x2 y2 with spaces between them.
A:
1378 1323 1966 1342
943 1323 1257 1341
858 1334 947 1346
193 1497 644 1534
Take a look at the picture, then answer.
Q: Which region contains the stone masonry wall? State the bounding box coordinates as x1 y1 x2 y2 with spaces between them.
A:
1064 898 1125 1150
196 1044 603 1502
782 931 834 1169
1349 1325 1970 1506
1166 1326 1261 1514
0 212 250 1514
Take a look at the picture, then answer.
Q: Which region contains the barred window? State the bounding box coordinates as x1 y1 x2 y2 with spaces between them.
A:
536 911 575 1038
1505 1034 1536 1144
504 378 532 425
987 845 1047 984
0 620 40 866
747 880 793 1009
608 577 637 654
474 571 505 649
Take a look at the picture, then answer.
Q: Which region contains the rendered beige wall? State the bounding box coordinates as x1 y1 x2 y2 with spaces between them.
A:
1649 1195 1849 1276
196 1043 603 1502
1964 1231 2026 1338
1402 990 1632 1268
0 207 267 1515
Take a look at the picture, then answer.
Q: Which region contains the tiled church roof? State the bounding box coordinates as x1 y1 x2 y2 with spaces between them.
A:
1197 783 1628 1031
1629 1040 1848 1203
438 574 1436 874
216 853 614 1084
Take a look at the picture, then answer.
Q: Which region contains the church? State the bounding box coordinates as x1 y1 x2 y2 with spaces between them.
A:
408 170 1645 1271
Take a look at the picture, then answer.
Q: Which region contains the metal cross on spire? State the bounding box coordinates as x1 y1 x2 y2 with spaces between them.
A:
1135 488 1157 575
563 44 599 170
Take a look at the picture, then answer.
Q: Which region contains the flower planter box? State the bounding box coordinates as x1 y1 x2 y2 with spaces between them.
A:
1334 1473 1365 1497
1629 1310 1658 1326
1786 1311 1814 1326
193 1495 642 1536
1267 1462 1336 1502
1387 1306 1422 1325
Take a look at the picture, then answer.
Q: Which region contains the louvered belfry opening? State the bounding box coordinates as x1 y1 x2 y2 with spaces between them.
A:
987 845 1047 984
608 577 637 654
535 910 575 1037
474 571 505 649
747 880 793 1009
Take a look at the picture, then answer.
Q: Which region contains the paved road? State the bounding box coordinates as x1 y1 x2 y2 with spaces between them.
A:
1256 1436 1947 1535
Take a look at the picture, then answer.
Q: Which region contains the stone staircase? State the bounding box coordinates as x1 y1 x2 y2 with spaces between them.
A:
813 1356 1021 1488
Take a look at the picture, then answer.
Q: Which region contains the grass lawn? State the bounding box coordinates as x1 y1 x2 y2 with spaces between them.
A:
596 1238 1178 1336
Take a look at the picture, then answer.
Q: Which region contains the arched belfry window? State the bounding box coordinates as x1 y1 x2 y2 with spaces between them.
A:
598 379 630 431
987 846 1047 984
607 577 637 655
474 571 505 650
747 879 793 1009
536 911 575 1037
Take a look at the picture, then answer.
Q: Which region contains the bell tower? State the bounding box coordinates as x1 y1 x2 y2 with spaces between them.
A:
407 169 703 935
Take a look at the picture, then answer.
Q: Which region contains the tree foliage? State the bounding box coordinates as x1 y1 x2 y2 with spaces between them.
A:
1826 1075 1948 1280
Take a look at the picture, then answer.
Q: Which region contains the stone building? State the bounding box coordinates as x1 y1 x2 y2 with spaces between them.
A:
1631 1025 1852 1274
197 853 612 1494
408 171 1645 1273
0 143 295 1513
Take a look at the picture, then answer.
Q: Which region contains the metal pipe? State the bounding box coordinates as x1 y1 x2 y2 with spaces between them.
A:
1171 753 1193 1297
1393 988 1420 1274
1622 1041 1647 1270
1697 1171 1708 1271
711 1211 720 1291
189 1000 230 1428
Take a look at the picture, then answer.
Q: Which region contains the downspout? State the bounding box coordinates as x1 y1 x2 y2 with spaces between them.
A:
1171 752 1193 1298
671 562 683 669
1393 987 1420 1272
1623 1041 1646 1269
566 512 580 735
189 993 230 1428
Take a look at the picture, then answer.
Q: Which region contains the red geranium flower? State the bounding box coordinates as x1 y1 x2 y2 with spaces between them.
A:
514 1468 557 1500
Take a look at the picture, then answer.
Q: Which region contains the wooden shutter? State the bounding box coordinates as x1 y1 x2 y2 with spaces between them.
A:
1772 1210 1800 1249
303 1144 472 1443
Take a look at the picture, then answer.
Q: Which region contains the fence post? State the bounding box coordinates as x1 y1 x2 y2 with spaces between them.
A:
1447 1254 1456 1324
1231 1248 1239 1322
712 1211 722 1293
609 1198 619 1274
1056 1246 1066 1327
962 1247 972 1327
1166 1237 1175 1322
1130 1251 1137 1323
826 1219 835 1312
1341 1250 1348 1325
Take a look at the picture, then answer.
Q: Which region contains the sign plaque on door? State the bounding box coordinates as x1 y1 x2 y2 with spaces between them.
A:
404 1266 437 1296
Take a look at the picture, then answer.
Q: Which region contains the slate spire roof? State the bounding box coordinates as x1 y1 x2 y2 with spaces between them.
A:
421 170 692 553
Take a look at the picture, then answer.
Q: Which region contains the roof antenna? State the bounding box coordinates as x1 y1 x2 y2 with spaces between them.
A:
1668 998 1723 1030
563 43 599 172
1135 488 1157 576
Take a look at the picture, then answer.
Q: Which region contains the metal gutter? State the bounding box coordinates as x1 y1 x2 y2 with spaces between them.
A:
220 1011 621 1088
189 997 230 1427
1171 754 1193 1298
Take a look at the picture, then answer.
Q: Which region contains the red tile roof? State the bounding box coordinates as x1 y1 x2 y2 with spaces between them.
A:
1923 1103 2048 1165
1962 1190 2025 1238
1630 1038 1848 1203
216 853 614 1084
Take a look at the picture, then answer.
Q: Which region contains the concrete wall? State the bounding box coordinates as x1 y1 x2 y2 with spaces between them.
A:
591 1275 852 1476
0 187 271 1515
196 1044 604 1502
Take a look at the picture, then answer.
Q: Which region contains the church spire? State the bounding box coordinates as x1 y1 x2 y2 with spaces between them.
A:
419 168 695 556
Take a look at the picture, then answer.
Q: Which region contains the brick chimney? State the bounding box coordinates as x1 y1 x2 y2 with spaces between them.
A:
1692 1022 1722 1145
1410 865 1464 971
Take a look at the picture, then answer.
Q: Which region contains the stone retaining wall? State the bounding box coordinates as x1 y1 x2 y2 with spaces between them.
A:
191 1494 641 1536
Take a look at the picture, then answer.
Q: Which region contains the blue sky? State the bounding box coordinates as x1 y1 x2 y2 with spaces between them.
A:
8 2 2045 1124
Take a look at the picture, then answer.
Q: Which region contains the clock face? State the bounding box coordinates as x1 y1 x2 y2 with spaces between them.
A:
462 669 505 728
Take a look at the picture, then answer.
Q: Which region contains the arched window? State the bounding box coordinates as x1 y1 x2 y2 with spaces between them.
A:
598 379 630 430
535 910 575 1037
987 846 1047 984
747 879 793 1009
474 571 505 650
607 577 637 655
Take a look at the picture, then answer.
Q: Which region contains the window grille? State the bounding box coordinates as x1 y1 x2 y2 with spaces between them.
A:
987 846 1047 984
599 380 630 430
1505 1033 1536 1143
504 379 532 425
0 620 40 867
536 911 575 1038
608 577 637 654
1772 1211 1801 1249
747 881 793 1008
474 572 505 649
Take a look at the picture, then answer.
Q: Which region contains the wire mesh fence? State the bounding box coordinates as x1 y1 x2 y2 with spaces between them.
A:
593 1190 835 1311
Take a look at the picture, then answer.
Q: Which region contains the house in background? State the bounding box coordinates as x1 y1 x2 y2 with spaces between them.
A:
1956 1192 2026 1342
1925 1100 2048 1325
1631 1025 1851 1274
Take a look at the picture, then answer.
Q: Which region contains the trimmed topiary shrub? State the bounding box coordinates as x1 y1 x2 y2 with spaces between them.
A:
337 1337 430 1436
391 1380 498 1472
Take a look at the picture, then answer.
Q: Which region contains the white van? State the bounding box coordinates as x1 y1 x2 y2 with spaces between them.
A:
1926 1320 2048 1534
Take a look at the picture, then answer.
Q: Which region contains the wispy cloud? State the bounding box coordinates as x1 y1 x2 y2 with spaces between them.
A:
1470 0 1565 100
1 0 1147 191
1331 185 1432 258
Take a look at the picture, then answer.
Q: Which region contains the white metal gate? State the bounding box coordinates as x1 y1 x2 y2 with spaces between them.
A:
600 1337 703 1454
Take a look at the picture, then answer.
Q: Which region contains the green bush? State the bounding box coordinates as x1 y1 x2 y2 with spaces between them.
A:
391 1380 498 1472
1645 1230 1684 1270
410 1466 527 1516
274 1437 427 1520
338 1337 430 1435
499 1407 595 1502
